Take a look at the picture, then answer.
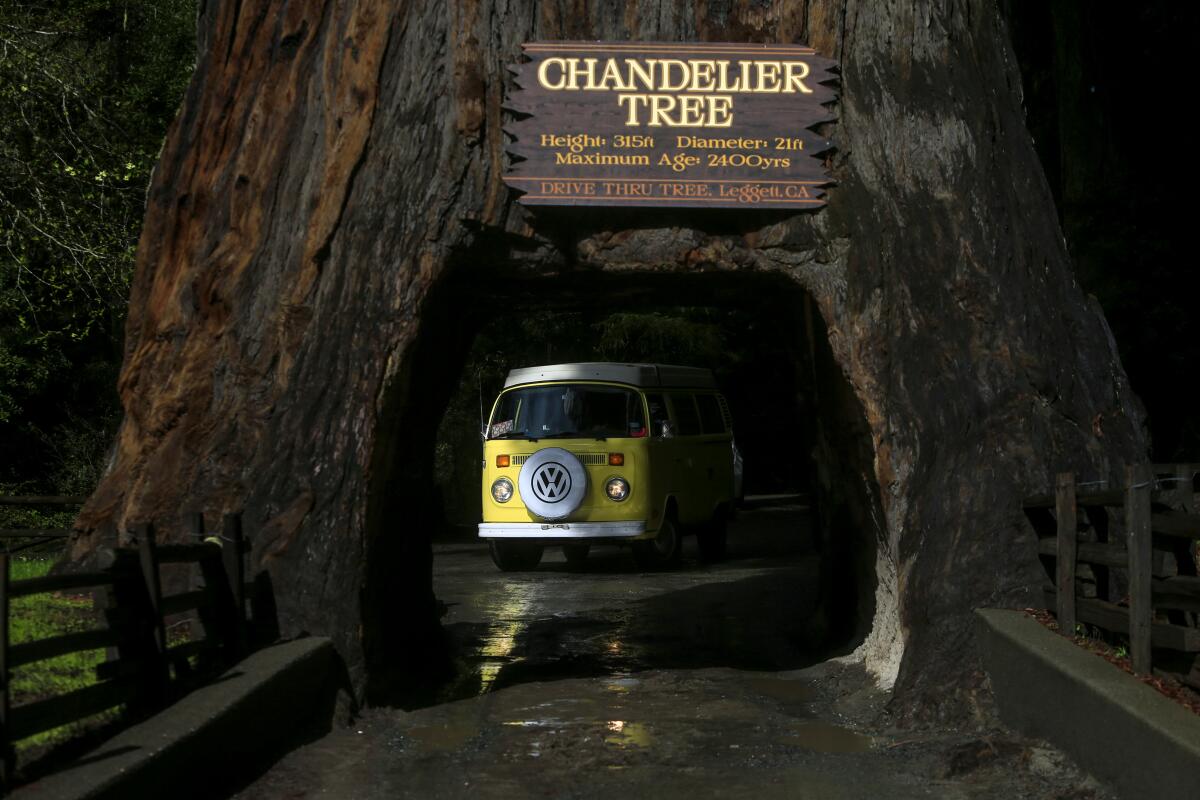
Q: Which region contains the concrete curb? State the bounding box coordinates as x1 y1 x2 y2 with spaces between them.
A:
976 608 1200 800
12 637 340 800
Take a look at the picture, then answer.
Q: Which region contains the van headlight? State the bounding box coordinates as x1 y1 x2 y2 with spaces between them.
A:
491 478 514 503
605 477 630 502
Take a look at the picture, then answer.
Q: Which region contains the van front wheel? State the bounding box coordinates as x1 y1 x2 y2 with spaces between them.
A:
632 517 681 570
489 541 544 571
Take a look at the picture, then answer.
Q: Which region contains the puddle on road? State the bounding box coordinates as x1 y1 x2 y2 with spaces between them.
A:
745 676 816 705
783 722 873 753
502 719 565 728
603 676 640 694
496 717 652 753
474 583 544 694
605 720 652 749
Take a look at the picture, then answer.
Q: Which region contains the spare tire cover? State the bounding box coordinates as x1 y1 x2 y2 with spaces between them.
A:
518 447 588 520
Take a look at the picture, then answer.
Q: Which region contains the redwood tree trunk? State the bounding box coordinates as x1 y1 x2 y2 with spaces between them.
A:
73 0 1146 719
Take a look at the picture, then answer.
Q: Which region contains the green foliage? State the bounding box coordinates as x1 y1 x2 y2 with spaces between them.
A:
0 498 75 536
593 311 728 366
7 557 112 749
0 0 196 488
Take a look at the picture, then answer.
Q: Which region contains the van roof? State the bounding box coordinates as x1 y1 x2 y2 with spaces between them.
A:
503 362 717 390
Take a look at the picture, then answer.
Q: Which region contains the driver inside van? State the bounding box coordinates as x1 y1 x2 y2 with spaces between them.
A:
646 394 672 438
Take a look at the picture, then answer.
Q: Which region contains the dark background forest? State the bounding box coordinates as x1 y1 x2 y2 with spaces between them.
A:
1 0 195 507
1 2 1194 526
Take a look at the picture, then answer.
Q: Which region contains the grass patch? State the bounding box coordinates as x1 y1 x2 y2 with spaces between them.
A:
7 557 118 751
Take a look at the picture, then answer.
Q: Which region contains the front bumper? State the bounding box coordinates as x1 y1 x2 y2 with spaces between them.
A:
479 521 647 540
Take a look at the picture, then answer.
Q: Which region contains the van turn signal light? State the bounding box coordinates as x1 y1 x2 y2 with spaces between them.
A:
608 453 624 466
496 454 510 468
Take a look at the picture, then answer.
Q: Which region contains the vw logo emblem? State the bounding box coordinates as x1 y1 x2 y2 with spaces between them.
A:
531 462 571 503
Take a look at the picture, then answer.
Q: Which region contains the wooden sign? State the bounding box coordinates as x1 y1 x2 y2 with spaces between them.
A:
503 42 838 210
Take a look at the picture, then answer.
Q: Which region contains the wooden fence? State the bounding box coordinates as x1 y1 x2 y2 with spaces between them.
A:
1024 463 1200 682
0 512 252 786
0 496 86 555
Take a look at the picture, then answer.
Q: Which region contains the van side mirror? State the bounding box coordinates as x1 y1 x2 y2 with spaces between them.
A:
658 421 675 439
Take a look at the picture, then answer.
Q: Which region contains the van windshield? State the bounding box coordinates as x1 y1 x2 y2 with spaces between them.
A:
488 384 647 440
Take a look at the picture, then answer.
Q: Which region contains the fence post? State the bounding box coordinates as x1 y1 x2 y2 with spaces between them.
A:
189 512 226 669
1 553 12 785
1127 463 1153 675
1165 465 1198 595
112 541 166 710
1056 472 1077 637
195 552 239 665
186 511 205 634
1179 467 1200 625
186 511 205 541
222 513 248 655
135 523 167 661
1178 465 1196 514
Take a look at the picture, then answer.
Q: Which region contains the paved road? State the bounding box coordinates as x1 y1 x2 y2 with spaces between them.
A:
431 496 829 703
235 501 1110 799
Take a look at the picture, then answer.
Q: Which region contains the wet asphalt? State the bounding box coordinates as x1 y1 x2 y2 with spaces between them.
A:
234 499 1112 799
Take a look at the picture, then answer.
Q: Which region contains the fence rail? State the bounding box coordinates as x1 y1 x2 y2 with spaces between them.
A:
0 511 254 786
1024 462 1199 679
0 498 89 507
0 496 85 556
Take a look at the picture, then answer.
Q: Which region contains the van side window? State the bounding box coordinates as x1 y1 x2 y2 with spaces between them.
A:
696 393 725 434
716 393 733 430
645 393 671 437
670 393 701 436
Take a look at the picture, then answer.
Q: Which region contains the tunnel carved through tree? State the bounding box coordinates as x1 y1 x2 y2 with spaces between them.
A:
68 0 1147 721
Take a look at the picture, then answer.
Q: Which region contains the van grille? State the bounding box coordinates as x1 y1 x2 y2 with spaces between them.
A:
512 452 608 466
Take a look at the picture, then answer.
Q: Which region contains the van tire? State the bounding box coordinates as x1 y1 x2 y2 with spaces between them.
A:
489 541 544 571
562 543 590 569
698 516 728 563
632 516 681 570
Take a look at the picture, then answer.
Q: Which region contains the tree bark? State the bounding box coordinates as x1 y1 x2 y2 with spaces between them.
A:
72 0 1146 720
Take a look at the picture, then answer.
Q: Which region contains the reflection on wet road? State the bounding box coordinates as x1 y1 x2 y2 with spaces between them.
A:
433 497 828 703
236 500 1112 800
472 580 544 695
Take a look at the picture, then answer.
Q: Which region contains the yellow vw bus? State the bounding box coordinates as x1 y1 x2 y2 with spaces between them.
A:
479 363 737 571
